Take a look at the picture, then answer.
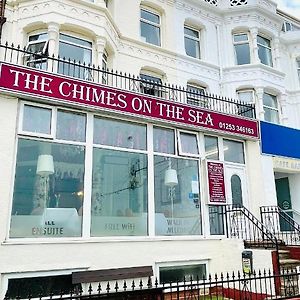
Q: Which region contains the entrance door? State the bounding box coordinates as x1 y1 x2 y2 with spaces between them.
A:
275 177 293 231
225 166 248 207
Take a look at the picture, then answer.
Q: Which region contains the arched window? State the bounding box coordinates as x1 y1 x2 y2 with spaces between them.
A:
231 174 243 206
186 82 207 107
237 89 255 118
257 35 273 67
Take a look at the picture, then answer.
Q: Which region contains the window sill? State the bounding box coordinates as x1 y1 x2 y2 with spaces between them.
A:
2 235 225 245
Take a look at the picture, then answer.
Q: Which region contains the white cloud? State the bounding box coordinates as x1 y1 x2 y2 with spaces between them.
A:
275 0 300 18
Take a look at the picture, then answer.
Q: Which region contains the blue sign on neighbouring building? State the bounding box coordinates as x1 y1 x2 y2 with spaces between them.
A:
260 121 300 159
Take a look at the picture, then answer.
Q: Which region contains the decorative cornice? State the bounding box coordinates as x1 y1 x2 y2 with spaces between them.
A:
119 39 220 81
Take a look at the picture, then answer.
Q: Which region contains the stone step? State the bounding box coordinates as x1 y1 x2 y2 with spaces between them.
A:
280 258 300 267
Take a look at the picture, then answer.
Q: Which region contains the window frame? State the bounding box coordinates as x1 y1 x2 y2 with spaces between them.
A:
263 92 279 124
177 130 200 157
18 101 56 139
297 57 300 83
232 32 251 65
184 25 201 59
157 260 208 285
140 7 161 46
139 72 163 97
186 83 207 107
24 32 49 69
257 34 273 67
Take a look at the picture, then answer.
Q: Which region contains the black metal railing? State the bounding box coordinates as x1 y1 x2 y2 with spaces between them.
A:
223 204 284 273
0 42 256 118
261 206 300 246
4 268 300 299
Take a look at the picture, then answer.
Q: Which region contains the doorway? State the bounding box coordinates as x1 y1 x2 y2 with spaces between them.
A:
275 177 293 231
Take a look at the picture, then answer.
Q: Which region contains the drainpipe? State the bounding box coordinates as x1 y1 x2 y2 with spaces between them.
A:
215 23 224 95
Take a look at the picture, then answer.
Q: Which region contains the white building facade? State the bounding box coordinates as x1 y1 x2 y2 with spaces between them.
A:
0 0 299 297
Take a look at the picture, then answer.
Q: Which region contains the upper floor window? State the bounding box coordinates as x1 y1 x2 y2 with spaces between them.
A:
58 34 92 79
263 93 279 124
24 33 49 70
184 26 200 59
257 35 273 67
233 33 250 65
237 89 255 118
282 21 293 32
140 8 161 46
186 83 207 108
140 73 163 97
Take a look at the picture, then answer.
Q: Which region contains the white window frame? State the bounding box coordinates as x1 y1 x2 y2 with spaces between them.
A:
282 21 293 32
257 34 273 67
263 92 279 124
140 8 161 46
177 130 200 158
18 101 56 139
233 32 250 65
139 72 163 97
184 25 200 59
24 32 49 69
156 260 208 285
186 83 207 107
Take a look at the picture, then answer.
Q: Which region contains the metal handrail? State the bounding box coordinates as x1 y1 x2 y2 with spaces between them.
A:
224 204 281 270
260 205 300 246
0 42 256 118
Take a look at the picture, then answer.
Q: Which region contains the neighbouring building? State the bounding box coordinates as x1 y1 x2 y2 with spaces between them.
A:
0 0 299 297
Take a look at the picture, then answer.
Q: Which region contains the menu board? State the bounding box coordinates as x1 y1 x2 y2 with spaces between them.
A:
207 161 226 204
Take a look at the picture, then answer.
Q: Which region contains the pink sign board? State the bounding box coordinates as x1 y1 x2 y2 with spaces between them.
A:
0 63 259 139
207 161 226 204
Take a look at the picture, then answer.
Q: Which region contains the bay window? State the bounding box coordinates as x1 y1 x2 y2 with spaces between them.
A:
24 33 49 70
140 73 163 97
263 93 279 123
237 89 255 118
140 8 161 46
257 35 273 67
184 26 200 59
233 33 250 65
58 34 92 79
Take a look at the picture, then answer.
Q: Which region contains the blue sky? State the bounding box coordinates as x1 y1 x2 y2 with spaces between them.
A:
276 0 300 18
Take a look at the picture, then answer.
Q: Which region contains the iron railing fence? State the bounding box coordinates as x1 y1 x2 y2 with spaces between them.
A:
222 204 283 273
4 268 300 300
0 42 256 118
260 206 300 246
225 204 282 249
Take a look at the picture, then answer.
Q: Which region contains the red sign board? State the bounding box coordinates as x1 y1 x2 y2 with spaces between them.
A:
0 63 259 139
207 161 226 204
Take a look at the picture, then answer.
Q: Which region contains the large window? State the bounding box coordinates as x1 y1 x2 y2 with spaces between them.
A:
10 103 249 239
233 33 250 65
263 93 279 123
140 8 161 46
58 34 92 79
184 26 200 59
91 118 148 237
257 35 273 67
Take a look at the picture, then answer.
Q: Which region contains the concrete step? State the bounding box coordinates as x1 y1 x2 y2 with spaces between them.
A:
280 258 300 267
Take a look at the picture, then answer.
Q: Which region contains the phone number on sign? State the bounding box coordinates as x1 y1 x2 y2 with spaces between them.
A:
218 122 255 135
